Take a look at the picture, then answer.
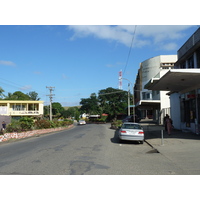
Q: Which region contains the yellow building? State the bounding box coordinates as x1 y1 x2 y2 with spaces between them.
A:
0 100 44 117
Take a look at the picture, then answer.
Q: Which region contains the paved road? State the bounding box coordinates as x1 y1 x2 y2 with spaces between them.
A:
0 123 187 175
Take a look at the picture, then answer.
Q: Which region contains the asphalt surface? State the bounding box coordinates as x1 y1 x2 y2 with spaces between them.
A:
0 123 155 175
0 120 200 175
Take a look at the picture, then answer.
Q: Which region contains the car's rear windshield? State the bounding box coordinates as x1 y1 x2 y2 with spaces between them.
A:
122 124 141 129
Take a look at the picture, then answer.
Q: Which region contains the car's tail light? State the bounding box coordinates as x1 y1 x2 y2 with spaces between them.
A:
139 131 144 134
121 131 126 133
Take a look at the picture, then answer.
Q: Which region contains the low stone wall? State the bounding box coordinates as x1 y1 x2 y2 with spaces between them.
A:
0 124 73 142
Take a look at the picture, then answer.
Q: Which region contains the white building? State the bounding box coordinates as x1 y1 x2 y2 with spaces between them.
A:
135 55 177 124
145 28 200 133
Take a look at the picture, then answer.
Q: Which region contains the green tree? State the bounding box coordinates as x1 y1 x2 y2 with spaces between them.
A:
98 87 128 120
5 91 30 100
44 105 49 117
79 93 100 115
52 102 65 116
27 91 40 100
62 107 79 118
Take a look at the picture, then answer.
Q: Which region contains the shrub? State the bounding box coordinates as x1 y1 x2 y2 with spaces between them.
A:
19 117 34 131
34 119 52 129
6 117 34 133
62 119 73 126
34 119 73 129
111 120 122 129
5 118 74 133
6 121 23 133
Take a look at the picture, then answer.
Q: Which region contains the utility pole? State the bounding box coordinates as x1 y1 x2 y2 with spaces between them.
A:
122 78 135 122
46 86 55 121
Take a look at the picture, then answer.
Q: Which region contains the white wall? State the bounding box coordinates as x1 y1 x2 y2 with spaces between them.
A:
160 55 177 63
160 91 170 109
140 55 177 124
141 56 160 84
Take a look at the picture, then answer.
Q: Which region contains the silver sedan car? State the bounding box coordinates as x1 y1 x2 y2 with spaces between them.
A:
78 120 86 125
118 122 144 144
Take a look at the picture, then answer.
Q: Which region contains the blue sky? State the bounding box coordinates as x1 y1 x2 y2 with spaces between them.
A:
0 25 198 106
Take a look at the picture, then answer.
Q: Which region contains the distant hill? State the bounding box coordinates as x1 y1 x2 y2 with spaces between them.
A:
64 106 81 110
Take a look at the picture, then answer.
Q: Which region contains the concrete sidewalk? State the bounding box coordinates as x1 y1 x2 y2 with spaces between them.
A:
141 119 200 174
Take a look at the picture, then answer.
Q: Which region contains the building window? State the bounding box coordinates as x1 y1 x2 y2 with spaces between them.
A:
160 62 175 69
142 92 152 100
142 92 146 100
180 95 185 122
28 104 38 111
188 56 194 68
180 62 186 69
180 91 196 126
197 89 200 124
196 48 200 68
12 104 25 111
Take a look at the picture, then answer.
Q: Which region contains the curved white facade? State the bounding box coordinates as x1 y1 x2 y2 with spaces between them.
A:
136 55 177 123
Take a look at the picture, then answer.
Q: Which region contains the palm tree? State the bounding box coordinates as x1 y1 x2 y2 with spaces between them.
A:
0 87 5 99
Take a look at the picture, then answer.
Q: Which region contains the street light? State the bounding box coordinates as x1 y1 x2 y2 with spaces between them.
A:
128 83 130 116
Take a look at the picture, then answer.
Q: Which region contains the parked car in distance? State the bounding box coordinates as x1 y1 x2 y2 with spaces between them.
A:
78 120 86 125
122 115 141 123
118 122 144 144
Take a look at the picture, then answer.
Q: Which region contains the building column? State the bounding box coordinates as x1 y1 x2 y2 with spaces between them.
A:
7 103 10 115
194 52 198 68
186 59 189 68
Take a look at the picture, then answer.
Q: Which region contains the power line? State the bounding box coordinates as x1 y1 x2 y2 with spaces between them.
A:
123 25 137 75
98 90 126 96
0 77 47 98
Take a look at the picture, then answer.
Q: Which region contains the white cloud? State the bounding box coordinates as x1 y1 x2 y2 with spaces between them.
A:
68 25 134 47
34 71 42 75
68 25 194 51
0 60 16 67
162 42 178 51
20 85 32 90
136 25 191 43
62 73 68 79
106 62 125 68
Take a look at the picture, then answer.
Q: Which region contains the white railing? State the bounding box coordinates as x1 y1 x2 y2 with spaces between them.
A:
9 110 40 115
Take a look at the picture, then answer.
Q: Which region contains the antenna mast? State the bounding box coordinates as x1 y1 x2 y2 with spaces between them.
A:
119 70 122 90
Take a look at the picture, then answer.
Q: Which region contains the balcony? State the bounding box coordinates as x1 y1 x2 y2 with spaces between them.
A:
0 100 44 116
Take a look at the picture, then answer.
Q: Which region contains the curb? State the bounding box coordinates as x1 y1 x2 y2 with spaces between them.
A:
0 124 74 143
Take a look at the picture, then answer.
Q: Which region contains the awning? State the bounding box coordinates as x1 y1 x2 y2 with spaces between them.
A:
136 100 160 109
144 69 200 92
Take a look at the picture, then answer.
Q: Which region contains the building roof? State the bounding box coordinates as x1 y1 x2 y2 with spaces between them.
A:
0 100 44 103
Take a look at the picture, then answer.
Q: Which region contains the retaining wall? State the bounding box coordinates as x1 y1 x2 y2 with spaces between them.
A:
0 125 73 142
